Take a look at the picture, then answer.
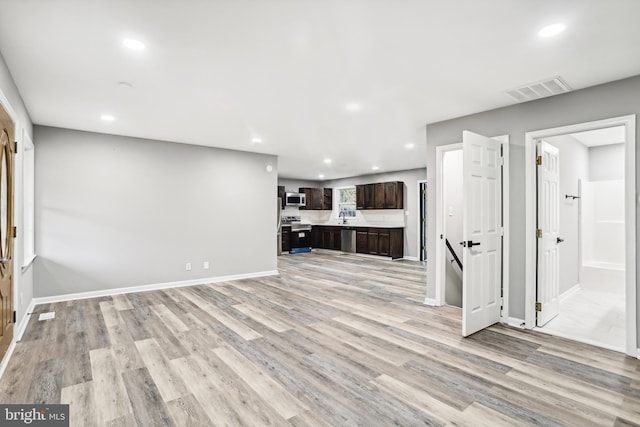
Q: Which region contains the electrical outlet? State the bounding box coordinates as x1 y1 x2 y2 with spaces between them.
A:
185 262 192 271
203 261 209 270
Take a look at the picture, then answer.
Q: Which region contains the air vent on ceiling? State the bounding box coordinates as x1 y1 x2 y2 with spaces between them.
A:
505 76 571 103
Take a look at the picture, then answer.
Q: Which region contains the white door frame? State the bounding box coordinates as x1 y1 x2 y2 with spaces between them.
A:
433 136 510 323
416 179 427 262
524 115 636 357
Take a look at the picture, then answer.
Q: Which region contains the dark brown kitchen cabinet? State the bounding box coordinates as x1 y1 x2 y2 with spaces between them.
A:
367 231 379 254
389 229 403 259
311 226 321 248
322 227 341 251
378 230 390 256
356 227 403 259
385 181 403 209
356 185 365 209
355 181 403 210
356 230 368 253
277 185 285 209
299 187 333 210
281 226 291 252
323 188 333 210
364 184 374 208
374 183 385 209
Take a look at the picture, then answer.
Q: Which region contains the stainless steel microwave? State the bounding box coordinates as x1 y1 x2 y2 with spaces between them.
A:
285 192 306 207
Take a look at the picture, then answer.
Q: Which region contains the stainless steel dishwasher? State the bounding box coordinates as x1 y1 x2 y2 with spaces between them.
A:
341 228 356 253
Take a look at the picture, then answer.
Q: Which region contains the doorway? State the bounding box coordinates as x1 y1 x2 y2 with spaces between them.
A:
418 180 427 262
524 116 636 356
433 134 510 336
0 100 15 362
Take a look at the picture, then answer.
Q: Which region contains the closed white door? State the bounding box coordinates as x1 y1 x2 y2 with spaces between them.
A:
536 140 561 326
462 131 503 337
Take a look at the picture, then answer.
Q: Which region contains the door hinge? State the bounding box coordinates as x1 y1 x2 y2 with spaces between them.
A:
500 157 504 166
536 155 542 165
14 142 18 154
535 302 542 312
536 229 542 238
12 226 16 238
13 311 16 323
500 227 504 236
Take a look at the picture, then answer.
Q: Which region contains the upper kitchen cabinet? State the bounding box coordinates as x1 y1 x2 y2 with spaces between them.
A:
356 181 403 210
299 187 332 210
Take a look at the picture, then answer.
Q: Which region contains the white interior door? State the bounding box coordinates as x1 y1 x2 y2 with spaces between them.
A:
536 140 561 326
462 131 503 337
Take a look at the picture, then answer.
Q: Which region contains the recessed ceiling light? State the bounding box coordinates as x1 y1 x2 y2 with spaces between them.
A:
323 158 332 164
404 142 415 149
318 174 325 179
344 102 362 112
123 38 145 50
251 138 263 144
101 114 115 121
538 23 566 38
372 166 380 171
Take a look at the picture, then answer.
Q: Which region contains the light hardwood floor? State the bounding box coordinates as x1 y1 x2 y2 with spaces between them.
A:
1 251 640 426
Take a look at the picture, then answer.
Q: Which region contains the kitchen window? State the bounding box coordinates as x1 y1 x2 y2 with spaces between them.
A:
337 187 356 218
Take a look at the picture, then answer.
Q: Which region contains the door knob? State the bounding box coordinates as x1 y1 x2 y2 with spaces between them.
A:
556 237 564 244
460 241 480 247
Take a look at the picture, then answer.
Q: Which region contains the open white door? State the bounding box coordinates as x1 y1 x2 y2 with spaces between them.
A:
536 140 561 326
462 131 503 337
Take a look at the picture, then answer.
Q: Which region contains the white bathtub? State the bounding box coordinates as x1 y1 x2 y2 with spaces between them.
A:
580 261 625 294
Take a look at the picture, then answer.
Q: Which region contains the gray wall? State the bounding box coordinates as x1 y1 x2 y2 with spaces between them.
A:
426 75 640 322
323 168 427 259
589 144 625 181
545 134 589 295
0 52 34 328
278 178 321 193
34 126 277 298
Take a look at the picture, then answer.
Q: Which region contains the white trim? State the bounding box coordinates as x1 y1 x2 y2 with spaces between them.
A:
435 143 462 306
494 135 510 323
524 115 636 357
416 179 427 262
0 298 36 380
559 283 581 302
424 297 439 306
403 256 419 261
507 317 526 329
31 270 279 305
435 135 509 320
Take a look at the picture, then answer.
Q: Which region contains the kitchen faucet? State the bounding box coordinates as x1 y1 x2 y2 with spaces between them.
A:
339 211 347 224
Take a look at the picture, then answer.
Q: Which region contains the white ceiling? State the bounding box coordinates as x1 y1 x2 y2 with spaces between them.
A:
1 1 639 180
571 126 626 147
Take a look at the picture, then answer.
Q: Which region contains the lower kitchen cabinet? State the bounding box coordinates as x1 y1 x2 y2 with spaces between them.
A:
314 226 342 251
357 227 403 259
312 225 402 258
356 231 368 253
281 226 291 252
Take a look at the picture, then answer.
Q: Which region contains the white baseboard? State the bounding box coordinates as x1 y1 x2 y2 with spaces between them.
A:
31 270 279 306
424 297 439 306
560 283 581 302
403 256 419 261
0 299 36 380
506 317 526 329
